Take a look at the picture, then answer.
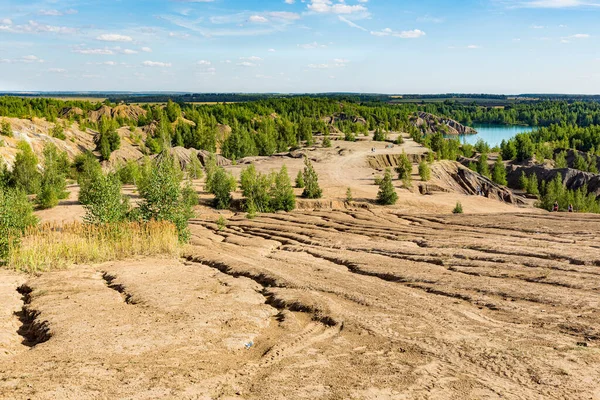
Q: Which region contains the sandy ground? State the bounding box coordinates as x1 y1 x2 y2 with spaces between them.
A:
1 211 600 399
3 133 597 399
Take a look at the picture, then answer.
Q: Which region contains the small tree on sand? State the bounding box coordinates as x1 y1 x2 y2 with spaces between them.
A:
376 168 398 205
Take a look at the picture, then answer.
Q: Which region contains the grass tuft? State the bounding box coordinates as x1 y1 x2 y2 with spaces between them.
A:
7 221 179 273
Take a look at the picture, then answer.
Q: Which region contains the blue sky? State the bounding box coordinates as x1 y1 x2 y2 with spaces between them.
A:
0 0 599 93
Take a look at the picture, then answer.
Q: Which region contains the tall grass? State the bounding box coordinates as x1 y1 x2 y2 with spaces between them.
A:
8 221 179 273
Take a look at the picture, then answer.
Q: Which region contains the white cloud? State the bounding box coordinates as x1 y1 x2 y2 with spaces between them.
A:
118 48 138 54
467 44 481 49
39 9 77 16
268 48 276 52
285 0 295 4
48 68 66 73
96 34 133 42
0 55 45 63
240 56 262 61
73 48 114 55
237 61 257 67
249 15 268 23
141 47 152 52
0 20 77 34
298 41 327 49
197 60 212 65
308 58 349 69
1 19 12 25
370 28 426 39
142 60 172 67
307 0 368 15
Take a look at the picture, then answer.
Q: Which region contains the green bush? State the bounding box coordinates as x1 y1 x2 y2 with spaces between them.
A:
302 158 322 199
395 152 412 180
1 120 13 137
0 188 37 263
418 161 431 181
346 187 353 202
209 167 237 210
83 173 131 224
554 151 568 169
295 169 305 188
95 117 120 161
77 154 104 205
117 160 141 185
373 127 387 142
11 141 41 194
270 165 295 212
477 153 490 178
376 168 398 205
137 154 194 241
240 164 273 213
322 134 332 148
453 202 464 214
36 144 69 209
51 124 66 140
186 154 204 180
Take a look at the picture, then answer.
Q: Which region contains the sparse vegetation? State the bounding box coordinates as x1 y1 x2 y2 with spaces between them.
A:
419 160 431 181
301 158 322 199
453 201 464 214
1 120 13 137
346 187 353 202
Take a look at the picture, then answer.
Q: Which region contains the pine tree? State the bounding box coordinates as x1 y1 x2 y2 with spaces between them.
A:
11 141 41 194
295 170 305 188
270 165 296 212
418 161 431 181
477 153 491 178
36 144 69 209
377 168 398 205
322 134 332 148
302 157 322 199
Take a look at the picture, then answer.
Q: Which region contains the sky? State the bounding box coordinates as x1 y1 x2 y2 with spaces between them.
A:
0 0 599 94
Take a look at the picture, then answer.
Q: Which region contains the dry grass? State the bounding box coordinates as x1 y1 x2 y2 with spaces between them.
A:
8 221 180 273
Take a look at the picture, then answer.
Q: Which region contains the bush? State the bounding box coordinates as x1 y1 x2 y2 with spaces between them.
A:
346 187 353 202
453 202 464 214
295 169 305 188
0 188 38 263
186 154 204 179
322 134 332 148
1 120 13 137
477 153 490 178
270 165 295 212
95 117 120 161
376 168 398 205
344 131 356 142
83 172 131 224
36 144 69 209
240 164 273 213
302 157 322 199
209 167 237 210
418 161 431 181
51 124 66 140
554 151 568 169
395 152 412 180
77 154 104 205
117 160 141 185
137 154 195 242
373 127 387 142
11 141 41 194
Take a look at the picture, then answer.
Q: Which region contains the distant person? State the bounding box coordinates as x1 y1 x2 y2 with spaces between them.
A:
553 201 559 212
568 204 573 213
476 186 481 196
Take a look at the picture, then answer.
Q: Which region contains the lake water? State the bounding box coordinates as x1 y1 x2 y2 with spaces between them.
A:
452 124 536 148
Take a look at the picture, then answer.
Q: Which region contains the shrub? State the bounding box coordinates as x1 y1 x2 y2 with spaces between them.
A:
35 144 69 209
186 154 204 179
95 116 120 161
396 135 404 145
453 202 464 214
395 152 412 180
295 169 305 188
137 154 195 242
11 141 41 194
346 187 353 202
322 134 332 148
461 143 475 158
1 120 13 137
554 151 568 169
0 188 38 264
240 164 273 213
270 165 295 212
373 127 387 142
51 124 66 140
344 131 356 142
77 154 104 205
117 160 141 185
573 152 587 171
203 152 218 193
376 168 398 205
302 157 322 199
418 161 431 181
477 153 491 178
83 172 131 224
209 167 237 210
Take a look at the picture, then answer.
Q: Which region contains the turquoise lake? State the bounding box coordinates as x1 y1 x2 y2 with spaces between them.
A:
452 124 536 148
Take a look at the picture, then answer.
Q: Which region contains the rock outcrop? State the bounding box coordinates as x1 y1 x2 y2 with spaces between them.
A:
431 161 526 205
412 112 477 135
507 165 600 199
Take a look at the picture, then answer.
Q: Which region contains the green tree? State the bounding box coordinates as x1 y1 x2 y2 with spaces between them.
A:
0 188 37 263
346 187 353 202
554 151 568 169
11 141 41 194
1 120 13 137
492 156 507 186
322 134 332 148
36 144 69 209
137 154 194 241
240 164 273 213
418 160 431 181
477 153 491 178
515 134 534 162
453 201 464 214
83 173 130 224
270 165 296 212
209 167 237 210
186 154 204 180
301 157 322 199
373 127 386 142
395 152 412 180
573 152 587 171
51 124 66 140
95 117 121 161
376 168 398 205
500 139 517 161
295 169 305 188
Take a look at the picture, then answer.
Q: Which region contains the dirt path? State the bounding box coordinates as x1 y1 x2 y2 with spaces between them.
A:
2 211 599 399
